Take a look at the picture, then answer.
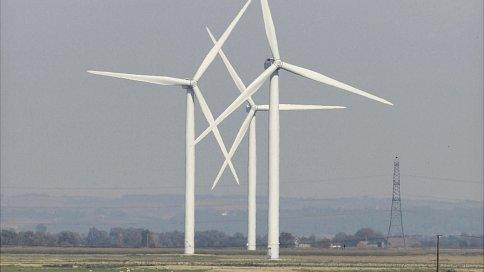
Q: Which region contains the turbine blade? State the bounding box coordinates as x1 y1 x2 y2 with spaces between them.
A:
206 27 256 107
212 161 229 190
192 85 239 184
256 104 345 111
87 70 190 86
261 0 280 59
193 0 252 81
281 62 393 106
278 104 346 111
212 109 255 190
195 63 277 144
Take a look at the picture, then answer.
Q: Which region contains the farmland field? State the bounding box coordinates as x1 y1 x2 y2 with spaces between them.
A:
1 247 483 272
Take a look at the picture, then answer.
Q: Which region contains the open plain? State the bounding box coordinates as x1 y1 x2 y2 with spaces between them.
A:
1 247 483 272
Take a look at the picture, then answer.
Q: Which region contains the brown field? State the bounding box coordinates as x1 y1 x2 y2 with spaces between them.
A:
1 247 483 272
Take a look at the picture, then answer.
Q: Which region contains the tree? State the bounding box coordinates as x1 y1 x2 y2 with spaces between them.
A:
86 227 110 247
57 231 81 247
332 232 358 246
228 232 246 247
279 232 295 248
123 228 144 248
33 231 56 246
1 229 18 245
18 231 35 246
196 230 228 248
333 232 349 242
141 229 154 248
109 228 124 247
355 228 383 241
158 231 184 248
298 235 316 245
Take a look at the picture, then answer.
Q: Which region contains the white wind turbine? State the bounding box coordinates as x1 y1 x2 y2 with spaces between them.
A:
196 0 393 259
86 0 252 255
206 27 346 251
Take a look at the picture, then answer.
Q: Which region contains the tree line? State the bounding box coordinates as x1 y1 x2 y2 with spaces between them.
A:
0 226 248 248
1 225 482 248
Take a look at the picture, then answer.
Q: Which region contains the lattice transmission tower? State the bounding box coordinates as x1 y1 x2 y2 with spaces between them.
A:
386 156 406 248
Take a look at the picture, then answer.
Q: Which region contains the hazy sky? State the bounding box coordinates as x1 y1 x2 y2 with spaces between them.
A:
1 0 482 201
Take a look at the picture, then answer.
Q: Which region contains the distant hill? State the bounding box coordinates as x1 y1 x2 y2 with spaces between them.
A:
1 194 482 236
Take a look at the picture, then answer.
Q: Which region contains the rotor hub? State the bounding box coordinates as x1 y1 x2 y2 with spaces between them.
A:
190 80 198 87
273 59 283 68
246 103 257 112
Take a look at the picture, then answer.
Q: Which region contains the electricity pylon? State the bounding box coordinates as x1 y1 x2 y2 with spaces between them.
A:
386 156 406 248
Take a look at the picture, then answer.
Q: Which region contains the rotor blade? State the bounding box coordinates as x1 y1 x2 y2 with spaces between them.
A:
192 85 239 184
206 27 256 107
281 62 393 106
256 104 346 111
195 63 277 144
212 108 256 190
87 70 191 86
279 104 346 111
261 0 280 59
193 0 252 81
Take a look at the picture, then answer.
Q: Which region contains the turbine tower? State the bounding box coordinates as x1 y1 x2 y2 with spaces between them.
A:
197 0 393 259
205 27 345 250
387 156 406 248
222 103 345 251
87 0 252 255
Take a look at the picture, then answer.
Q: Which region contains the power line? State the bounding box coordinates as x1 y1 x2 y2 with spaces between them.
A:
1 208 395 226
2 173 481 191
0 175 389 190
2 195 479 208
402 174 483 184
403 194 480 202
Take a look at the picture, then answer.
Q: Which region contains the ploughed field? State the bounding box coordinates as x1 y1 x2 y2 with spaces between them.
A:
1 247 483 272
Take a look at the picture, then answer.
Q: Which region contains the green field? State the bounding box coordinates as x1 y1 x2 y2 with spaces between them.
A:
1 247 483 272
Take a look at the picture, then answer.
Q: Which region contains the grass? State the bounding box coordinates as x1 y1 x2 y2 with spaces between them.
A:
1 247 482 272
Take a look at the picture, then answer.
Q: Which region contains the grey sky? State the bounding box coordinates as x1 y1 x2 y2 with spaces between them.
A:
1 0 482 201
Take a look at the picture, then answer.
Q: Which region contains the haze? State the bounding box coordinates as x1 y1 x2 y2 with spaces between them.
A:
1 0 482 201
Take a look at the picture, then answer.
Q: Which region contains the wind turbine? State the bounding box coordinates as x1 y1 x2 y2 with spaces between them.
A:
197 0 393 259
86 0 252 255
205 27 346 250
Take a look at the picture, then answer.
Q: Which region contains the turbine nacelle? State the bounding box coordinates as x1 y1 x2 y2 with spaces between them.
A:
264 58 273 69
264 58 283 69
255 105 268 111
